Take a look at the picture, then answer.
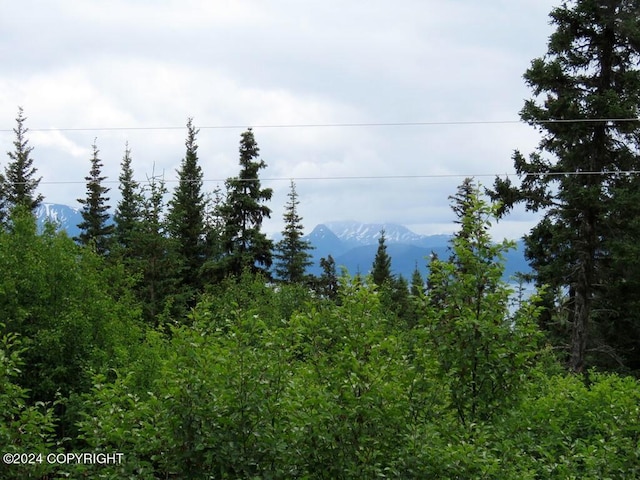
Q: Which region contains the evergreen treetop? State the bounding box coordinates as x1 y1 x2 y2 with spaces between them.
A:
317 254 339 300
218 128 273 277
113 143 144 255
274 180 313 283
76 140 114 255
166 118 207 294
4 107 43 215
371 229 392 286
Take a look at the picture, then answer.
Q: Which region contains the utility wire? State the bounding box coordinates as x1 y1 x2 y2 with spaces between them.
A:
1 118 640 133
2 118 639 184
11 170 640 186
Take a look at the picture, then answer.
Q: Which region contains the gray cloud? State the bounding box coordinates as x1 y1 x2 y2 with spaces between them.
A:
1 0 557 239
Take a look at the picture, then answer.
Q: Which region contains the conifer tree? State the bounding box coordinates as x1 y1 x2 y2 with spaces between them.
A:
138 172 177 325
317 255 339 300
4 107 43 217
405 264 426 328
76 140 114 255
371 229 392 286
113 143 144 258
489 0 640 372
274 180 313 283
410 263 424 297
217 128 273 277
389 274 410 318
166 118 207 295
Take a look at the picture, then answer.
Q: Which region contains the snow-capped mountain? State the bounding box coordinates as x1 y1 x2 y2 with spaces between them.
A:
304 220 530 280
35 203 84 239
323 221 450 249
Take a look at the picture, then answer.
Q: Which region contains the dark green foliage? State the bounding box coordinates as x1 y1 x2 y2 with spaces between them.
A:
401 266 427 329
596 176 640 369
136 174 179 326
76 140 114 255
489 0 640 372
3 107 43 219
166 118 207 298
0 208 142 443
0 328 58 480
371 229 392 286
315 254 339 300
112 157 177 326
216 128 273 278
388 274 413 324
410 263 424 297
274 180 314 283
113 143 144 258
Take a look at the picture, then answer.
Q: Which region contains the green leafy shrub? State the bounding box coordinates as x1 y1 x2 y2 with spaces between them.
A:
0 329 58 480
495 372 640 478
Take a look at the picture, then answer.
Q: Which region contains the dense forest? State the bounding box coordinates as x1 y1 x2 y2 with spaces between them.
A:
2 1 640 478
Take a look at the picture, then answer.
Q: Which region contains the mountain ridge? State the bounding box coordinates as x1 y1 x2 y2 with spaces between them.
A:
302 221 529 279
34 203 530 280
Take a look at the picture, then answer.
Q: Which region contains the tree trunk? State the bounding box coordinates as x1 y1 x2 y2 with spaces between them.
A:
570 275 589 373
570 195 598 372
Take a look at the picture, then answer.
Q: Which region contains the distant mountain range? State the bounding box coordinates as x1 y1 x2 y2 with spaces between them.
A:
35 203 530 280
302 221 530 280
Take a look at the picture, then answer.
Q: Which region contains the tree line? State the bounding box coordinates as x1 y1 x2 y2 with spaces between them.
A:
0 112 325 321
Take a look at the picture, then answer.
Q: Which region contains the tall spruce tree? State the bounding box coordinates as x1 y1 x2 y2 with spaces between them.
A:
113 143 144 258
4 107 43 217
217 128 273 277
371 229 392 286
76 140 114 255
274 180 313 283
166 118 207 295
489 0 640 372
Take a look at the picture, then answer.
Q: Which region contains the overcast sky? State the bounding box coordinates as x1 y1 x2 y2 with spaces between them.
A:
0 0 559 239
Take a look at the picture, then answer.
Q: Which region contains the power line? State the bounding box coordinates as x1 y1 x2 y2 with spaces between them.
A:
19 170 640 186
1 118 640 133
